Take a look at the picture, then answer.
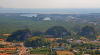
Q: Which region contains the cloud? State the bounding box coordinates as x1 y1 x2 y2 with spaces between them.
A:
0 0 100 8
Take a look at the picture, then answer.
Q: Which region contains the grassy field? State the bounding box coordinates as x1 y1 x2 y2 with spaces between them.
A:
30 48 50 54
0 36 7 39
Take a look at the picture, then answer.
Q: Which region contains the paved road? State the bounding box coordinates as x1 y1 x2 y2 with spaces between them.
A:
18 43 29 55
19 47 27 55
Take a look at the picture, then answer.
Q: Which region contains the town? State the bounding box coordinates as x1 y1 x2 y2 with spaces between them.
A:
0 27 100 55
1 0 100 55
0 12 100 55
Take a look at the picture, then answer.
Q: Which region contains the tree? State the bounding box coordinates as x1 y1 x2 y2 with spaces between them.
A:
45 26 70 38
78 26 96 40
24 37 50 48
0 44 5 48
32 31 44 36
6 29 32 42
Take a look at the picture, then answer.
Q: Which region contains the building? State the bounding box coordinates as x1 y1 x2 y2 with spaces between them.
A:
55 50 74 55
0 53 12 55
43 17 51 21
44 36 62 42
1 34 11 37
0 48 17 55
96 36 100 41
0 38 5 42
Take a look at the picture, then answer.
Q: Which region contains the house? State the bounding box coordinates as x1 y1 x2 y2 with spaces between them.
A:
45 37 57 42
96 36 100 41
0 53 12 55
67 39 74 43
0 48 16 50
0 48 17 55
55 50 75 55
0 38 5 44
1 34 11 37
0 38 5 42
44 36 62 42
43 17 51 21
83 54 91 55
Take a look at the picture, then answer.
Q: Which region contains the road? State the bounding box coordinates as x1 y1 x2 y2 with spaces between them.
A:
18 43 29 55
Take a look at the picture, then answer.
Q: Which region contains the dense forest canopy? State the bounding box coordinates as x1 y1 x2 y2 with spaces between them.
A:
45 26 71 37
6 25 97 43
6 29 32 42
79 26 96 40
0 13 100 34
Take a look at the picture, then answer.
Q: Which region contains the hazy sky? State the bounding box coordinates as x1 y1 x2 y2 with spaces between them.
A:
0 0 100 8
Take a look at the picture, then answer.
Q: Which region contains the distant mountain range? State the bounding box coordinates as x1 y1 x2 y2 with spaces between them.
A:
0 8 100 14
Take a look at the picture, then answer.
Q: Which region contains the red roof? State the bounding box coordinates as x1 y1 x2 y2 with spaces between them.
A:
0 38 4 41
0 48 16 50
0 53 11 55
97 36 100 37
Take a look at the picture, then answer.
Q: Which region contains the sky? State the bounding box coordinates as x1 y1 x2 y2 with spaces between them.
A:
0 0 100 8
